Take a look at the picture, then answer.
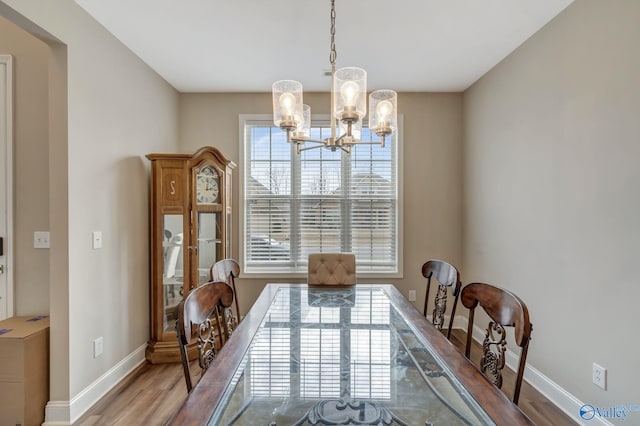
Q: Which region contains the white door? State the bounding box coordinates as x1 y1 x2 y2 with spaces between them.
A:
0 55 14 320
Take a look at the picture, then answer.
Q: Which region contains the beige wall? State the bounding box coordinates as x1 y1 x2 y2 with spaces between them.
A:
179 92 464 315
9 0 636 420
0 16 49 315
464 0 640 409
1 0 180 420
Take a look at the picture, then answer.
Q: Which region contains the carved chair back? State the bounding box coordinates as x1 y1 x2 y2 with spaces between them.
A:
308 253 356 285
421 259 461 340
176 281 234 392
210 258 241 327
460 282 532 405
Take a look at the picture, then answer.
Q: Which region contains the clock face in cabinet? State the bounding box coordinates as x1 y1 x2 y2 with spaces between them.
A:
196 166 219 204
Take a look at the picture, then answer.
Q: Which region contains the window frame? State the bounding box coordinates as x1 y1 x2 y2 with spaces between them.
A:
239 114 404 279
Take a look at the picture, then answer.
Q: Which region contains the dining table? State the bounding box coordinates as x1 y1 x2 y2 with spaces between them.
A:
168 283 534 425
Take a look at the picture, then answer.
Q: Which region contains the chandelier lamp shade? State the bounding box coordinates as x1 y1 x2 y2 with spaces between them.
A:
272 0 397 154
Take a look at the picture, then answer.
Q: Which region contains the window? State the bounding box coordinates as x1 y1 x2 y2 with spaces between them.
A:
241 115 401 275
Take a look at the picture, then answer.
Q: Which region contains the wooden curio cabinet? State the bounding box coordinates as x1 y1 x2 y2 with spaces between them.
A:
145 146 235 363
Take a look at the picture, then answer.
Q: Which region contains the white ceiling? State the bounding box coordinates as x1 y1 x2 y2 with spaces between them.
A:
74 0 573 93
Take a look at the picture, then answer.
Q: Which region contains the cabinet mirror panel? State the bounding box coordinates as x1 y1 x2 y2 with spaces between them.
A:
163 214 184 332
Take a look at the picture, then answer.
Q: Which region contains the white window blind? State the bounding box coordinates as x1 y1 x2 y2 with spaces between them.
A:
243 117 399 274
300 328 341 398
249 327 290 397
248 290 291 397
350 329 391 399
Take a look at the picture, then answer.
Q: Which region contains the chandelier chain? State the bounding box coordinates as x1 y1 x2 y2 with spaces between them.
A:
329 0 336 66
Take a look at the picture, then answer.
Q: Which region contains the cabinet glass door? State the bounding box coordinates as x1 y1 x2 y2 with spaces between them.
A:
162 214 184 332
195 211 222 286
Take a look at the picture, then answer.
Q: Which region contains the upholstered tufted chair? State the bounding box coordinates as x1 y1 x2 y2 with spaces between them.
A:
307 253 357 285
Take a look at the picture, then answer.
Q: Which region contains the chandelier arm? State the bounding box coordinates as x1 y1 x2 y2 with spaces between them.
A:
291 137 326 145
298 143 326 152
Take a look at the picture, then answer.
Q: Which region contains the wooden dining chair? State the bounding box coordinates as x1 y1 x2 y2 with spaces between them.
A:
176 281 234 392
460 282 533 405
421 259 461 340
308 253 356 285
209 258 241 326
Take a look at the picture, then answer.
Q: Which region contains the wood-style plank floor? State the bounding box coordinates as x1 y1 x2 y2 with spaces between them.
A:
449 329 577 426
75 330 577 425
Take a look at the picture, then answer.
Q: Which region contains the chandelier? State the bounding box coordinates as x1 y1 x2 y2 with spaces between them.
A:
272 0 397 154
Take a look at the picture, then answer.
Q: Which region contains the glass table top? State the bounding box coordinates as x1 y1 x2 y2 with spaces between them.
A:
209 286 495 426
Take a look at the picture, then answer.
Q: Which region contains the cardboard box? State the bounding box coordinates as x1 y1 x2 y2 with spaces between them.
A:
0 316 50 426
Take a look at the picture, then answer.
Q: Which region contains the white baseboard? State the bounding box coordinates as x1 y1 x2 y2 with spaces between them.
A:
43 344 147 426
451 315 613 426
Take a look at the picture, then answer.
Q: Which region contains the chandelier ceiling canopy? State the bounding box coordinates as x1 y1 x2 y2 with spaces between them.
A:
272 0 398 154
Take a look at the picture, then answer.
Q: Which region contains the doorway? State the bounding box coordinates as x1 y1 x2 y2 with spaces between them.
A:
0 54 13 320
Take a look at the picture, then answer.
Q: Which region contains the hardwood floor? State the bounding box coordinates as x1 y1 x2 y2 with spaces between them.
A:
448 329 577 426
75 330 577 425
74 361 194 426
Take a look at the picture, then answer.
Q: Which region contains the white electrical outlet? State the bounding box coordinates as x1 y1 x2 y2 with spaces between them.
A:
94 337 104 358
408 290 416 301
592 363 606 390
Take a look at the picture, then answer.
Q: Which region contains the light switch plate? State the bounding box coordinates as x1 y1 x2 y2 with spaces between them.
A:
34 231 50 249
94 337 103 358
92 231 103 249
